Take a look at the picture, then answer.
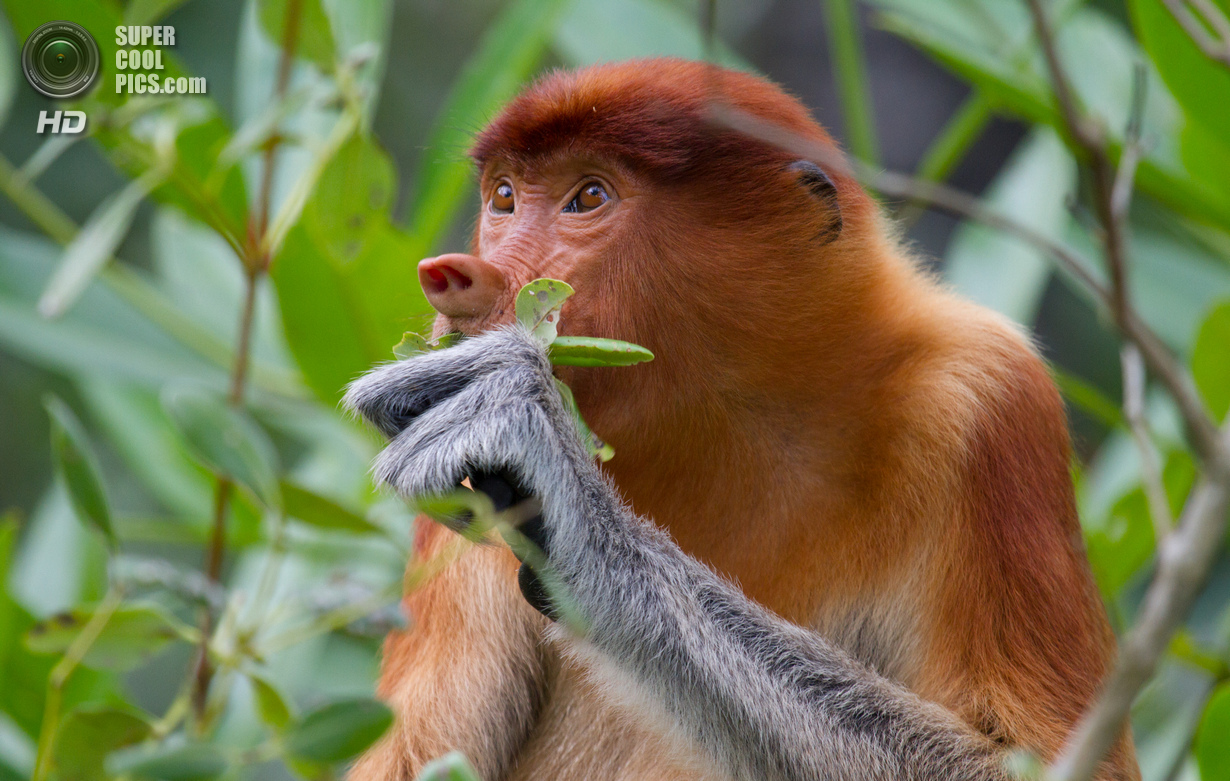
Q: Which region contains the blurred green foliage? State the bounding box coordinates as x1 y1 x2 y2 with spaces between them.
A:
0 0 1225 779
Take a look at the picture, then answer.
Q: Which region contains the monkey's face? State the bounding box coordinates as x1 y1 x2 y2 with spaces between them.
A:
419 157 641 340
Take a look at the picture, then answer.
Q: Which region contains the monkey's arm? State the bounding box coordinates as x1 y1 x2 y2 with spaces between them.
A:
345 328 1008 781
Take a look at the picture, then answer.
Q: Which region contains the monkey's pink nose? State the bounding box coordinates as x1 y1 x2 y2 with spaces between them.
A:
418 253 506 319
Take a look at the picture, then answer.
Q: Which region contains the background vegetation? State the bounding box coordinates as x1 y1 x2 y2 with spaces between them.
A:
0 0 1228 779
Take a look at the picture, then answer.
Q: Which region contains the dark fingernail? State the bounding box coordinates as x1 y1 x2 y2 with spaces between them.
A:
518 563 558 622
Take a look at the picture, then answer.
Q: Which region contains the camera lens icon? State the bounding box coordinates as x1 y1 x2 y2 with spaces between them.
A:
22 21 100 98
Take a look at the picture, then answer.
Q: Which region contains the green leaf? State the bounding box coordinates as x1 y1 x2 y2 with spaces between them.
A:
1197 682 1230 781
1051 367 1125 431
123 0 192 25
282 481 381 534
44 395 116 550
323 0 395 121
515 279 574 345
24 601 193 671
284 697 393 763
548 336 654 367
161 384 281 508
406 0 568 248
273 226 379 405
1084 450 1195 597
106 742 227 781
0 510 116 739
1085 488 1154 598
78 380 212 520
1179 115 1230 217
54 704 153 781
305 135 395 264
1129 0 1230 146
945 128 1074 325
273 222 429 406
258 0 336 71
1127 224 1230 351
247 672 293 731
553 0 752 70
37 170 166 319
415 751 482 781
1192 300 1230 424
393 332 433 360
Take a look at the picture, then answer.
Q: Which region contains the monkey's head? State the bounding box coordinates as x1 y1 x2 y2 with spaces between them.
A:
419 58 885 458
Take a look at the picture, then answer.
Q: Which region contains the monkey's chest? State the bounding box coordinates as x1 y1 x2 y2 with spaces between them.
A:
505 648 729 781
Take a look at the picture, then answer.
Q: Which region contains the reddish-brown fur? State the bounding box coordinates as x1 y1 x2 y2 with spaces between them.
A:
352 59 1138 780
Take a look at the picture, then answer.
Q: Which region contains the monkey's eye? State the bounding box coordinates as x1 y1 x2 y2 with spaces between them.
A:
564 181 610 213
491 182 515 214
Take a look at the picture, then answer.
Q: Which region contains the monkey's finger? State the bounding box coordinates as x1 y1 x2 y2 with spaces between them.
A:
370 369 563 504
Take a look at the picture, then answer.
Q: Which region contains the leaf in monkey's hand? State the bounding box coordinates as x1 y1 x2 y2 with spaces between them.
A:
554 379 614 462
392 331 465 359
416 751 482 780
548 336 654 367
515 278 574 345
393 332 433 360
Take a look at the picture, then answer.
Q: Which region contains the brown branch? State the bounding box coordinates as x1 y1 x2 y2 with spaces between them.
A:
1120 343 1173 540
190 0 304 721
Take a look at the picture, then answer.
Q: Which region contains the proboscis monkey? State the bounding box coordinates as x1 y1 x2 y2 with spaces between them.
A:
346 59 1139 781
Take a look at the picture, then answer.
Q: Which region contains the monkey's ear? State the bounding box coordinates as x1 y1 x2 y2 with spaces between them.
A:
789 160 842 244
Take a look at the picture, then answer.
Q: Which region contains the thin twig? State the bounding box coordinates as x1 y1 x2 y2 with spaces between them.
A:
1121 343 1173 540
1161 0 1230 68
1107 66 1170 539
1024 0 1223 466
31 586 124 781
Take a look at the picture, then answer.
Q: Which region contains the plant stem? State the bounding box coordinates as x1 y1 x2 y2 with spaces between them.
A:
822 0 880 167
189 0 305 720
0 152 76 243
